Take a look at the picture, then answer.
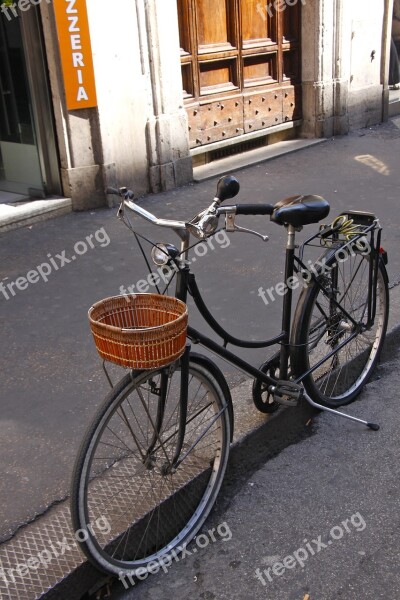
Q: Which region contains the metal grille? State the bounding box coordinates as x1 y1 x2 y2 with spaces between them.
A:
0 453 210 599
87 453 208 544
210 136 268 161
0 502 83 600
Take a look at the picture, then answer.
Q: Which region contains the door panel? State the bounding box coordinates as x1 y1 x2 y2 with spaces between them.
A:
283 49 300 81
196 0 234 51
282 2 300 42
178 0 302 149
243 52 278 86
178 0 192 55
199 59 238 94
241 0 276 46
188 97 244 146
244 89 283 133
283 85 302 123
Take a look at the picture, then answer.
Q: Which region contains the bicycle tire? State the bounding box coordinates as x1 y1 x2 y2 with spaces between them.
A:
291 248 389 408
70 357 231 577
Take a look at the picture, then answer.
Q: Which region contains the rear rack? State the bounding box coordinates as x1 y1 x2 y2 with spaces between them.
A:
298 210 383 329
299 211 380 259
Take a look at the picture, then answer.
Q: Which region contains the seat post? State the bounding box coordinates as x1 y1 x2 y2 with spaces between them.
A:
286 224 296 252
279 225 297 379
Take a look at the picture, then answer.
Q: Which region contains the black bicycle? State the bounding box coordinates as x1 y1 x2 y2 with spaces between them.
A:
71 176 389 578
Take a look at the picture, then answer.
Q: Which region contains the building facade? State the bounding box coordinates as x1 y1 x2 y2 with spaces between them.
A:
0 0 394 211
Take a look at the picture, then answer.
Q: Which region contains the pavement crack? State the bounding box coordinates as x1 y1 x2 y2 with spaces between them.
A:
0 495 69 545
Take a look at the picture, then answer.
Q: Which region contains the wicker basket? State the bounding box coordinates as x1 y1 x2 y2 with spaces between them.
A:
89 294 188 369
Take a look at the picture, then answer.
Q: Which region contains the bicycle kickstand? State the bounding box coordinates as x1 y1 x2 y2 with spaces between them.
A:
303 392 380 431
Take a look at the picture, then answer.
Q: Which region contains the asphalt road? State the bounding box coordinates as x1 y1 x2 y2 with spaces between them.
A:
1 118 400 540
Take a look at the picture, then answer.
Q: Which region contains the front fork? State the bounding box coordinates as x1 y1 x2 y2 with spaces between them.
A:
144 343 191 474
171 343 190 466
154 258 191 471
169 261 191 467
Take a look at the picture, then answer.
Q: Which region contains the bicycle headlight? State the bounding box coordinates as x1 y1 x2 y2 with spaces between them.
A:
151 243 179 267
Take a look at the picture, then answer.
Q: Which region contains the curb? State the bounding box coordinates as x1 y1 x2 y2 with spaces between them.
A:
193 138 326 182
0 199 72 234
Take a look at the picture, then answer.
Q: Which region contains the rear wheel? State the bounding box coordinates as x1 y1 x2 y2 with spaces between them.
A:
291 250 389 407
71 359 231 576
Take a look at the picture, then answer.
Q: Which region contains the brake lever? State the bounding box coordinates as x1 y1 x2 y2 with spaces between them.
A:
225 211 269 242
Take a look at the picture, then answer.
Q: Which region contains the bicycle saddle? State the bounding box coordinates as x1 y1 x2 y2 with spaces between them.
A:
271 194 330 227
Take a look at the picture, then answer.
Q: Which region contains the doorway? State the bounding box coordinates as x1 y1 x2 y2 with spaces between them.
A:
0 8 60 203
178 0 302 149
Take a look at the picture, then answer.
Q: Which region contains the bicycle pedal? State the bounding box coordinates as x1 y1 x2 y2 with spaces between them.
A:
274 395 298 407
270 381 303 406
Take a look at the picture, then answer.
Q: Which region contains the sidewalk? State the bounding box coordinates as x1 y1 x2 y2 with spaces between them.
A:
112 324 400 600
1 118 400 599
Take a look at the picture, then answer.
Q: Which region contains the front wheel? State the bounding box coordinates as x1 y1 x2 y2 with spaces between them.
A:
291 250 389 408
71 358 231 577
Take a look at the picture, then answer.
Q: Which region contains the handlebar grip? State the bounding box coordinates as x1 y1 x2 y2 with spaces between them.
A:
235 204 274 216
124 189 135 200
106 187 120 196
106 187 135 200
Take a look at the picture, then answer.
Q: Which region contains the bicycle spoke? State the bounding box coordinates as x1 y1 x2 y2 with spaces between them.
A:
300 252 387 404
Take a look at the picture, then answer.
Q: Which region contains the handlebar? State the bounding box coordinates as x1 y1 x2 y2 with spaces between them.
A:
107 186 187 231
106 187 134 200
124 199 187 230
106 177 272 240
234 204 274 216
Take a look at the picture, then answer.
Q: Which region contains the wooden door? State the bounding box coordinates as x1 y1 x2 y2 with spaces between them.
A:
178 0 302 149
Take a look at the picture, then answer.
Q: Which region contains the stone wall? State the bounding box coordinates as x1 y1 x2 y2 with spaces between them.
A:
301 0 392 138
40 0 192 210
39 0 392 209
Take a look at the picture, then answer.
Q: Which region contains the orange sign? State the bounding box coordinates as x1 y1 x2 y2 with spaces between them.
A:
53 0 97 110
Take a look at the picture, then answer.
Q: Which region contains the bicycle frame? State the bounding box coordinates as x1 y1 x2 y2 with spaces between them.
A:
172 219 383 398
172 224 304 393
114 189 383 431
